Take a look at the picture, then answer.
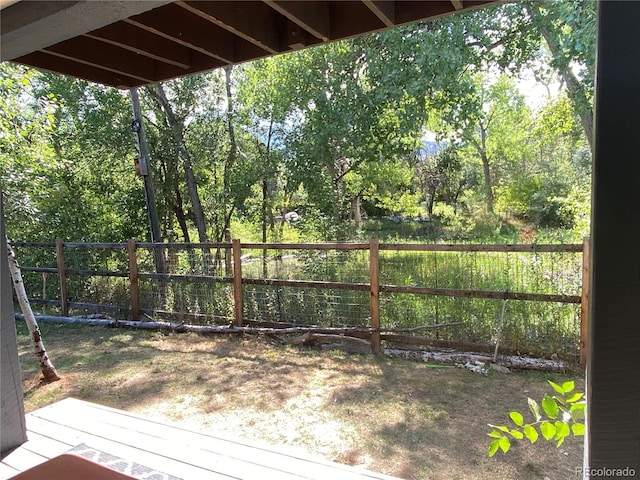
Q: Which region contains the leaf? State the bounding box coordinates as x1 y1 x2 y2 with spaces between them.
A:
571 423 585 436
565 392 583 403
548 380 565 395
498 435 511 453
488 439 500 457
488 424 510 433
570 403 586 421
561 381 575 394
509 411 524 427
540 421 556 441
528 398 542 422
554 421 570 440
523 425 539 444
488 430 503 439
554 421 570 447
542 394 559 419
509 429 524 440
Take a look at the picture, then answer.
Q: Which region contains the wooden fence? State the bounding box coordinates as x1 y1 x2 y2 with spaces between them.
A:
12 238 589 367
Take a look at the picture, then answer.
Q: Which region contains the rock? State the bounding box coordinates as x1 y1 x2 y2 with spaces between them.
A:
490 363 511 374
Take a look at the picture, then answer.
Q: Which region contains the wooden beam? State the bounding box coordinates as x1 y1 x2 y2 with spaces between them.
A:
324 2 387 40
127 239 140 321
264 0 330 41
178 1 280 54
232 239 244 327
42 36 158 84
0 0 172 61
286 19 311 50
14 51 143 89
55 239 68 317
394 1 495 25
362 0 396 27
579 236 589 371
587 0 640 471
394 1 456 24
125 4 236 64
369 238 381 355
83 21 192 69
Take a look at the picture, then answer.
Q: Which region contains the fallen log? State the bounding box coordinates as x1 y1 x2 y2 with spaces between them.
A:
290 331 371 346
386 322 462 332
15 314 456 336
15 314 573 372
384 348 569 372
321 343 372 354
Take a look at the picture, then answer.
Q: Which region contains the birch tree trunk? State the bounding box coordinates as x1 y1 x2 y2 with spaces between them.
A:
6 238 60 383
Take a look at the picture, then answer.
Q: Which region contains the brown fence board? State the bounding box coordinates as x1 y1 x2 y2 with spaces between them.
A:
137 273 233 284
380 284 581 304
243 278 371 291
379 243 583 252
241 242 370 250
20 267 58 274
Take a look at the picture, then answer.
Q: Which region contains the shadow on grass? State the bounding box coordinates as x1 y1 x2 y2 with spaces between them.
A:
18 321 342 413
16 320 585 480
325 357 583 480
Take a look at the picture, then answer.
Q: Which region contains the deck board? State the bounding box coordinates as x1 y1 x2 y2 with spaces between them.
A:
1 398 401 480
0 462 19 478
1 447 48 474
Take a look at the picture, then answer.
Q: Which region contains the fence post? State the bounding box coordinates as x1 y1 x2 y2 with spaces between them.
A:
55 238 68 316
580 236 590 372
369 237 381 354
127 239 140 320
225 228 232 276
232 239 243 327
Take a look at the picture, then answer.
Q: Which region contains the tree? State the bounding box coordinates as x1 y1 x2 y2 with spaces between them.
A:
241 30 453 238
6 238 60 383
1 64 59 241
236 58 301 247
415 145 465 218
455 0 596 153
433 75 533 215
524 0 595 153
496 93 590 229
1 64 147 243
146 80 209 243
1 0 596 244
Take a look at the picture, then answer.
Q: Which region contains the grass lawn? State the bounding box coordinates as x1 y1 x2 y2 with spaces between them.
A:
16 321 584 480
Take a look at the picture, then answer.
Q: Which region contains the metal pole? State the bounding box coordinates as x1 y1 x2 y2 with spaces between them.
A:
130 87 167 307
130 87 162 244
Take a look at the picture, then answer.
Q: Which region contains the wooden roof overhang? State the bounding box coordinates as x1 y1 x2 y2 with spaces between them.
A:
2 0 498 89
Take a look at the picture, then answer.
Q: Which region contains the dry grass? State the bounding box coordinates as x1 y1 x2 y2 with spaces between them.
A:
17 321 584 480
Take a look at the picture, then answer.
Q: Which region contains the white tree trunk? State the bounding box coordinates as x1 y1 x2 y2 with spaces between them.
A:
6 238 60 383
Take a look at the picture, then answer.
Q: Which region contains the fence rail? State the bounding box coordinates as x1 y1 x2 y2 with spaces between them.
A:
11 238 589 366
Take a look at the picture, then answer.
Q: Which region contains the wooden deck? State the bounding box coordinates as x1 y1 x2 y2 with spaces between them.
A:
0 398 401 480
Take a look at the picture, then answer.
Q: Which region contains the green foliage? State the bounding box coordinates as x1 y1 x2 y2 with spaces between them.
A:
1 64 147 242
488 380 585 456
2 1 595 245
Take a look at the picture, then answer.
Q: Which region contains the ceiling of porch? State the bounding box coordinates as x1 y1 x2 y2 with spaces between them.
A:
1 0 498 89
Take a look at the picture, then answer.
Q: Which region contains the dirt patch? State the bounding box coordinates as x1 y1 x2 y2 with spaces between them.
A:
17 322 585 480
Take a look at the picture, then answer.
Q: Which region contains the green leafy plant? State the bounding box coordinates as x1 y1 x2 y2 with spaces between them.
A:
488 380 585 456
